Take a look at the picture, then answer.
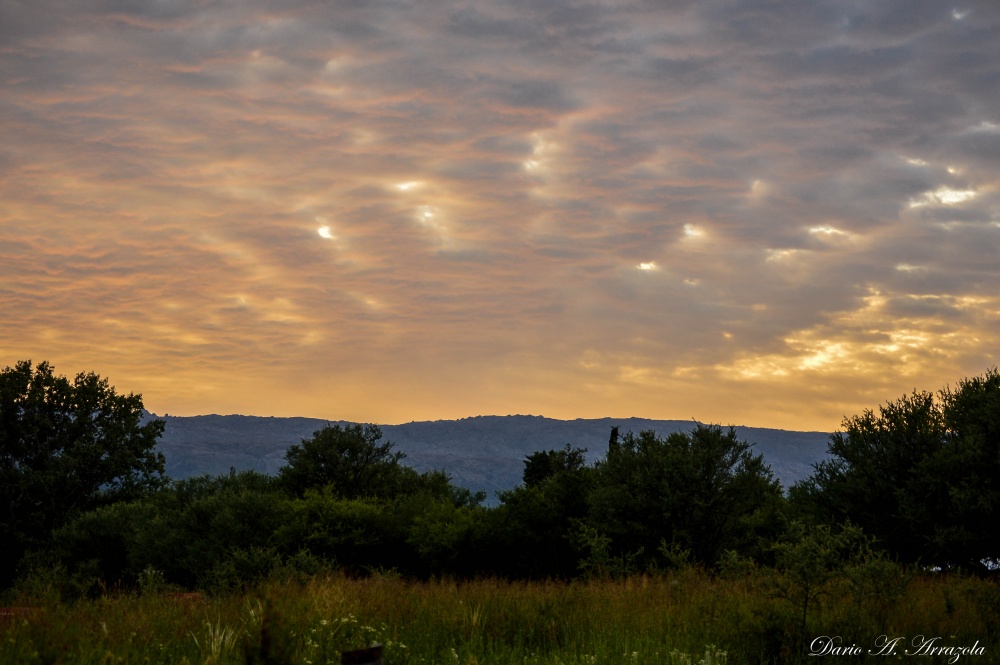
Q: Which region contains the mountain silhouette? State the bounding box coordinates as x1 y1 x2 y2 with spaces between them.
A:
149 413 832 502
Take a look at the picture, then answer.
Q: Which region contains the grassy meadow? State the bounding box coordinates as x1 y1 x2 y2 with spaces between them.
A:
2 568 997 665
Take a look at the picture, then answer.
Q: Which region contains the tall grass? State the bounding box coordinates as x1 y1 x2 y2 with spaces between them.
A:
2 569 997 664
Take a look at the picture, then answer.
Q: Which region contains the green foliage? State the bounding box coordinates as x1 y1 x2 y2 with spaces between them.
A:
395 466 487 508
51 470 292 591
277 424 405 499
792 367 1000 569
769 522 877 636
204 545 284 593
275 489 397 574
0 360 165 588
490 428 783 578
279 423 485 507
713 521 915 662
489 445 595 578
658 540 694 572
406 500 485 575
931 368 1000 569
791 390 944 563
45 439 488 590
589 424 783 569
137 565 167 596
141 471 291 589
523 443 588 488
486 485 566 578
842 547 913 630
570 523 643 580
50 499 155 594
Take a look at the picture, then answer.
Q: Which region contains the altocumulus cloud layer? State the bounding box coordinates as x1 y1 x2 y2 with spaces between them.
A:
1 0 998 429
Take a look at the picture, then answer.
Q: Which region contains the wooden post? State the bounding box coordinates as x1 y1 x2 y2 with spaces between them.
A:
341 643 383 665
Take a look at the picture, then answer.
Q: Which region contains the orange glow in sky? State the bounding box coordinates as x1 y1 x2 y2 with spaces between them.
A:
2 2 999 431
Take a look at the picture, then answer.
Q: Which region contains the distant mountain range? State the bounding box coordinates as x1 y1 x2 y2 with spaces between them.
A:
149 413 833 502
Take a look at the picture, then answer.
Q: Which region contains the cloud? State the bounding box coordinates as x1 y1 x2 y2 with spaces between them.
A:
1 0 998 430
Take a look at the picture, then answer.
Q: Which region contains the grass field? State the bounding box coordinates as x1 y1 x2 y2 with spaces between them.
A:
2 569 997 664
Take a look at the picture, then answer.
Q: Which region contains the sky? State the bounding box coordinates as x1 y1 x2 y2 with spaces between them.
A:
2 0 999 432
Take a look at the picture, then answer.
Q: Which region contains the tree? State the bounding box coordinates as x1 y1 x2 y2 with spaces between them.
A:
770 522 885 642
790 390 944 563
588 424 783 568
277 424 405 499
932 368 1000 569
522 443 588 488
487 444 595 578
0 360 166 587
791 368 1000 570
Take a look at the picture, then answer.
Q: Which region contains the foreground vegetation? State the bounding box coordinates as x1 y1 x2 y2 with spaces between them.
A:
2 361 999 662
4 568 998 665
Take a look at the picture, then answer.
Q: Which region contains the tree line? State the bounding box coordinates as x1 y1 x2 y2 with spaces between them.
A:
2 359 998 594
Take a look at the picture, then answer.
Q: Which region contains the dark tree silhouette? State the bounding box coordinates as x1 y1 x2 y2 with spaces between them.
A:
0 360 165 587
277 423 405 499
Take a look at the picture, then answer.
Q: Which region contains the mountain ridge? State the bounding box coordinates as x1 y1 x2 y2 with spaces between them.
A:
149 413 833 502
